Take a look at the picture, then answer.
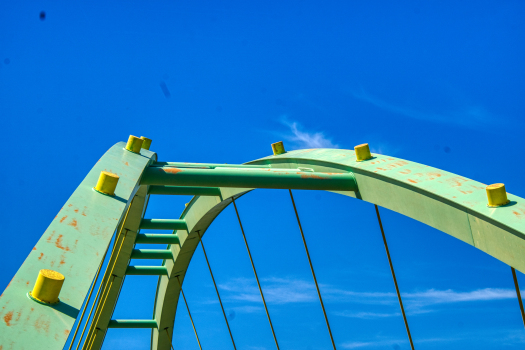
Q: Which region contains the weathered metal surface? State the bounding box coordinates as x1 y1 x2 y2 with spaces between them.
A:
0 142 155 350
151 162 271 169
150 148 525 350
148 185 221 196
141 167 358 191
85 185 151 350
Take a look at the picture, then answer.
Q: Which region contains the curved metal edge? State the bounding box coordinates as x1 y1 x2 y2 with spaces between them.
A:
151 149 525 350
0 142 156 350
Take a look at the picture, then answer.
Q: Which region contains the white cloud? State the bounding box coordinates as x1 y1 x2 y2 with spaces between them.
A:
351 88 492 128
280 119 339 149
218 277 518 318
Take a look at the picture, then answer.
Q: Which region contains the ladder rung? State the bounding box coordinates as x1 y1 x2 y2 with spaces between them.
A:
140 219 187 230
135 233 180 244
148 185 220 196
107 319 158 329
126 266 168 276
130 249 173 259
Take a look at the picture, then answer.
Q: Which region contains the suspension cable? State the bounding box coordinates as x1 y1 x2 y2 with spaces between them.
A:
289 190 337 350
231 197 280 350
164 328 176 350
197 231 237 350
511 267 525 328
79 198 135 350
176 275 203 350
68 242 110 350
374 205 415 350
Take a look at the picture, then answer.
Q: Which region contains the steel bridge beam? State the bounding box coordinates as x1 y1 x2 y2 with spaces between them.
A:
140 166 358 191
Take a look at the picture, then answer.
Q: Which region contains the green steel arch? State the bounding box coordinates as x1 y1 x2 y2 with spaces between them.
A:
1 140 524 350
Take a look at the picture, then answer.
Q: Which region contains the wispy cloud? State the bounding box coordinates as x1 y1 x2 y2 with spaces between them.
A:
351 88 492 127
341 336 460 349
279 118 339 149
341 339 407 349
218 277 518 318
219 277 318 304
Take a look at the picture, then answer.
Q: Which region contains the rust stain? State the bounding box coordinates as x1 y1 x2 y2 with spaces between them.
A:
68 219 78 228
15 311 21 322
407 179 418 184
59 216 68 223
33 247 37 250
300 174 326 180
4 311 13 326
68 204 73 207
125 162 129 166
38 253 44 260
447 177 468 187
55 235 70 251
26 281 29 285
399 169 411 175
512 209 525 219
60 257 66 265
64 329 70 338
459 190 473 194
162 168 183 174
74 209 79 213
34 316 51 333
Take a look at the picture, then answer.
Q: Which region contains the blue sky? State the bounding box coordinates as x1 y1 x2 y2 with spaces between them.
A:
1 1 525 349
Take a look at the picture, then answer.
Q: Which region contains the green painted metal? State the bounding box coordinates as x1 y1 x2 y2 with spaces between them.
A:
148 185 221 196
126 266 169 276
135 234 180 244
108 319 158 329
130 249 174 260
141 166 358 191
3 143 525 350
150 148 525 350
140 219 188 230
152 161 271 169
0 142 156 350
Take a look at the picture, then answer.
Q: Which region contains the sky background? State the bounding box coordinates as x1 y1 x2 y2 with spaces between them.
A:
1 1 525 349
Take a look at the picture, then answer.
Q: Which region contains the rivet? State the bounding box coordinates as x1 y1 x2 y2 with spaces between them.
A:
29 269 65 305
140 136 152 150
271 141 286 155
94 171 119 196
125 135 144 153
486 183 510 207
354 143 372 161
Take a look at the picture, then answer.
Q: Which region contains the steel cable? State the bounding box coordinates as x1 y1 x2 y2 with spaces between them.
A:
232 196 280 350
176 275 203 350
197 231 237 349
511 267 525 328
289 190 337 350
374 205 415 350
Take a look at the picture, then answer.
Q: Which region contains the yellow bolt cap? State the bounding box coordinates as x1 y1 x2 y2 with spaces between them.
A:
126 135 144 153
486 183 509 207
355 143 372 161
140 136 152 150
94 171 119 196
271 141 286 155
30 269 65 304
